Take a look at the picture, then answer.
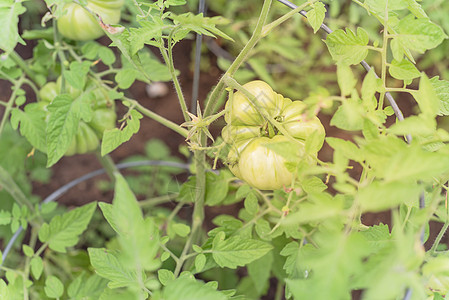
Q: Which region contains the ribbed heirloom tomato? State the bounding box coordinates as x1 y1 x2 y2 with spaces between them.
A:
222 80 325 190
37 78 116 155
57 0 124 41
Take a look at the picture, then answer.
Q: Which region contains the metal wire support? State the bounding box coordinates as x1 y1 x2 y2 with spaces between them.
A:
191 0 207 113
0 160 190 267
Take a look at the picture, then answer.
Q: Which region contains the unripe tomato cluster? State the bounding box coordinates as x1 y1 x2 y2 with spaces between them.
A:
38 78 116 155
57 0 124 41
222 81 325 190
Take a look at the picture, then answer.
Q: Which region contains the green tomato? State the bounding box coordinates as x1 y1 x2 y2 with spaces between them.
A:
88 108 116 138
222 80 326 190
39 82 59 103
230 135 299 190
221 124 260 145
281 101 325 151
57 0 124 41
65 121 100 156
224 80 286 126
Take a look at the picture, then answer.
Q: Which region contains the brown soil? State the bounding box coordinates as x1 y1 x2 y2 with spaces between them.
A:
29 39 222 207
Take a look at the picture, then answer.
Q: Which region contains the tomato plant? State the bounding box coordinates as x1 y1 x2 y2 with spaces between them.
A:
2 0 449 300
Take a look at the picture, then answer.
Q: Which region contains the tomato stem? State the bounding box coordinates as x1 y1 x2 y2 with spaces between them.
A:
9 51 42 88
203 0 273 117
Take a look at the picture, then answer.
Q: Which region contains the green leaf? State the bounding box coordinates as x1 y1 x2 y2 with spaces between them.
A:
235 185 252 201
99 287 140 300
178 175 196 203
115 68 138 89
44 276 64 299
161 252 170 262
68 273 108 299
414 73 440 118
326 137 363 162
205 171 232 206
357 180 422 212
170 13 233 42
284 193 343 225
128 20 164 55
287 231 369 299
244 193 259 215
389 59 420 81
383 146 449 182
38 202 96 253
111 173 160 271
163 277 228 300
158 269 175 286
280 241 300 277
307 2 326 33
0 279 9 299
140 51 174 82
406 0 427 19
101 109 143 156
172 223 190 237
325 27 369 65
63 61 91 90
22 245 33 257
0 1 26 53
211 232 273 269
195 253 206 273
360 224 392 253
330 100 365 131
107 29 151 83
248 251 273 295
165 0 186 7
98 47 116 65
88 248 140 289
337 64 356 96
430 76 449 116
98 202 119 233
46 93 92 167
387 115 436 136
301 176 327 194
394 16 447 54
30 256 43 280
0 210 12 225
361 69 380 111
10 105 47 152
364 0 408 13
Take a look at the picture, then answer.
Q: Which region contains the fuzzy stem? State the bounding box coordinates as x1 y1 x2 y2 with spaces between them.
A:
203 0 273 117
262 0 318 37
126 98 188 138
10 52 42 88
0 75 25 136
159 34 190 122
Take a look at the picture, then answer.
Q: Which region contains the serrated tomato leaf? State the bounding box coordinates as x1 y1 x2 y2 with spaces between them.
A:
101 109 142 156
211 232 273 269
38 202 96 253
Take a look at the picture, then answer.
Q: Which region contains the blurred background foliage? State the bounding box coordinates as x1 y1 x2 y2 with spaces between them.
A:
185 0 449 106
